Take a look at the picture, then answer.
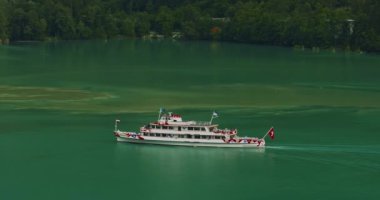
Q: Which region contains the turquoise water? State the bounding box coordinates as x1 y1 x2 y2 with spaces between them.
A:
1 40 380 199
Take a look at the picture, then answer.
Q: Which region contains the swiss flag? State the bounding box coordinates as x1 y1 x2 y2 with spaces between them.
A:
268 127 275 140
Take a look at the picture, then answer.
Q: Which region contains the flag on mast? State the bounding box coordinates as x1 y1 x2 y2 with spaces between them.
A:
209 111 219 124
268 127 275 140
159 107 165 114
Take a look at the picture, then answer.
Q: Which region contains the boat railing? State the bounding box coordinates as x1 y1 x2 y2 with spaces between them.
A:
194 121 212 126
213 128 237 135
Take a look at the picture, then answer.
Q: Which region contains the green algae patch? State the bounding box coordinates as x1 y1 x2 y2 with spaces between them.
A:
0 85 116 112
2 83 380 114
0 85 113 101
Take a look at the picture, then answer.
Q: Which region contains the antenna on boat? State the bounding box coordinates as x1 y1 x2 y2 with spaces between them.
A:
158 107 165 120
115 119 120 131
210 111 219 124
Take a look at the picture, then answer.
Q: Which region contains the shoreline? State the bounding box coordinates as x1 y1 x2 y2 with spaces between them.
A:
1 36 369 54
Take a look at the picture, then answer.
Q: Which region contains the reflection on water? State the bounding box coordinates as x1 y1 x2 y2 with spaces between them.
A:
113 143 266 172
114 143 265 158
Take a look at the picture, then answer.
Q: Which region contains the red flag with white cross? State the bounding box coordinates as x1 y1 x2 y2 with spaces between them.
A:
268 127 275 140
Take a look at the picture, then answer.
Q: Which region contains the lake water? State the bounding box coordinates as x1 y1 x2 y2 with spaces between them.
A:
1 40 380 199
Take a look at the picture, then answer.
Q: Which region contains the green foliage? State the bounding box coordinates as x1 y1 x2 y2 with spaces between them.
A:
118 15 135 37
0 0 9 42
76 21 92 39
1 0 380 52
9 6 47 41
134 12 151 37
155 6 174 36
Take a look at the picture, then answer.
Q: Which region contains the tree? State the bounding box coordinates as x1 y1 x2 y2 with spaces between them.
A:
0 0 379 52
104 14 119 38
176 5 202 39
119 16 136 37
134 12 151 37
76 21 92 39
52 4 76 39
0 5 7 42
155 6 174 36
9 6 47 41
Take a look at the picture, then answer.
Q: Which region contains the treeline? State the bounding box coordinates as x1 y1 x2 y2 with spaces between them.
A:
0 0 380 51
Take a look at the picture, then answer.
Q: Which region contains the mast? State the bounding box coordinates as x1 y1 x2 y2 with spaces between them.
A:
209 111 219 124
115 119 120 131
158 107 165 120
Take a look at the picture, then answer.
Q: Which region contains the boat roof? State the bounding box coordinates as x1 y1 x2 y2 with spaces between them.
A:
150 121 218 127
151 112 219 127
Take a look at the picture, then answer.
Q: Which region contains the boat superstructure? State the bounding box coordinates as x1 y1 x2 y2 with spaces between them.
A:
113 109 274 148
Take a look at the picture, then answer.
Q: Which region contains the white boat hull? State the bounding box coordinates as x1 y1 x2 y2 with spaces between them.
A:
116 136 265 148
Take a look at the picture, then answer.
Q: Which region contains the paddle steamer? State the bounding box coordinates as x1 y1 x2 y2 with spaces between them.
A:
113 109 274 147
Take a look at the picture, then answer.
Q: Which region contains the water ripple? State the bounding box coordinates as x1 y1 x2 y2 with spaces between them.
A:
267 144 380 154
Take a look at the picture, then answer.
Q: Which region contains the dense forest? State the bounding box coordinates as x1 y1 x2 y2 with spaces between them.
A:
0 0 380 52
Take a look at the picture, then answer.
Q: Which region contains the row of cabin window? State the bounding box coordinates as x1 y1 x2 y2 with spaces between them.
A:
149 125 206 131
143 132 225 140
150 125 174 130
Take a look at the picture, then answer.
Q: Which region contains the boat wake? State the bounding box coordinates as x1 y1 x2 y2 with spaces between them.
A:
266 144 380 155
266 144 380 171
